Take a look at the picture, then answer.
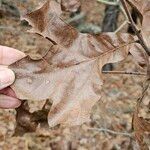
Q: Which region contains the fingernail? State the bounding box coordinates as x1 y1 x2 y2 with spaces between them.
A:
0 69 15 90
0 95 21 109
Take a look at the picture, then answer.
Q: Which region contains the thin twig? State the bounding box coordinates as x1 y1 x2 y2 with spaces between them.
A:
120 0 150 56
0 26 14 30
88 127 133 138
102 71 147 76
138 78 150 104
97 0 119 6
114 20 128 33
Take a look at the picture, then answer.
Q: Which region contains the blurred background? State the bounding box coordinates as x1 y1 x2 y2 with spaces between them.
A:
0 0 149 149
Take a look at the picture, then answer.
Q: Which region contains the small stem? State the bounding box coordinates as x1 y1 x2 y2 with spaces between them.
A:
0 26 15 30
42 99 50 110
120 4 128 19
88 127 133 138
120 0 150 56
97 0 119 6
102 71 147 76
114 20 128 33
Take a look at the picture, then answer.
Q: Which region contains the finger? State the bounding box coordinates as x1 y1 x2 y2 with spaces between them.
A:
0 45 26 65
0 94 21 109
0 87 17 98
0 67 15 90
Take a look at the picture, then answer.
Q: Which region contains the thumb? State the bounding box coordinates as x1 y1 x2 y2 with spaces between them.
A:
0 67 15 90
0 95 21 109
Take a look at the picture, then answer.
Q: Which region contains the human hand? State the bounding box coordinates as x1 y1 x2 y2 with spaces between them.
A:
0 46 25 109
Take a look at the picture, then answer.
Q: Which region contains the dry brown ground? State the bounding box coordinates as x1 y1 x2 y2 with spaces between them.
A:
0 0 149 149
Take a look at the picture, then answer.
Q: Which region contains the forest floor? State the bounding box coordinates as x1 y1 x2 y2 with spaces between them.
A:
0 0 149 150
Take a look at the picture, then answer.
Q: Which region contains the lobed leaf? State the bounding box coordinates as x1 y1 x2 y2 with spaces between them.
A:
9 0 136 127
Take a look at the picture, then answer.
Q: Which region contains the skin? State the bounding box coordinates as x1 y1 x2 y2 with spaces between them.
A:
0 46 26 109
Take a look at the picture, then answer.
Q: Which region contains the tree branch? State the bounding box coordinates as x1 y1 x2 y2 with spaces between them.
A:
102 71 147 76
120 0 150 56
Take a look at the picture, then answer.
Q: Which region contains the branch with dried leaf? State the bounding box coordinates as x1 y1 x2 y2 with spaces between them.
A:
120 0 150 56
119 1 150 148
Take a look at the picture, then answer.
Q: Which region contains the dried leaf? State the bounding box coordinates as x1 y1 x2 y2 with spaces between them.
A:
14 101 38 136
9 0 136 127
133 105 150 150
14 100 49 136
130 43 149 68
132 78 150 149
126 0 150 70
127 0 150 48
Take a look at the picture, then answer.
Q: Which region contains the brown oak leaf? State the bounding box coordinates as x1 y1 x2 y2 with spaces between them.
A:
9 0 137 127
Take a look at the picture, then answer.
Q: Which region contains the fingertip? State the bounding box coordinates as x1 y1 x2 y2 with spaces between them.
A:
0 68 15 90
0 45 26 65
8 98 21 109
0 95 21 109
11 99 21 108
